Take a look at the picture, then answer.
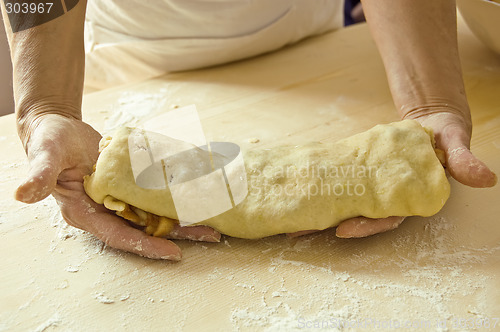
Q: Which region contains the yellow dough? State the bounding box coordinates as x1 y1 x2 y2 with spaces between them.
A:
84 120 450 239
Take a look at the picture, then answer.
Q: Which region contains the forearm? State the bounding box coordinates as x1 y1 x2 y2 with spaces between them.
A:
361 0 469 121
1 0 87 145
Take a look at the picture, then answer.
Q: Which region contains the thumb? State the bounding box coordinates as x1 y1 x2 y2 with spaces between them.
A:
439 122 497 188
446 144 497 188
15 149 62 203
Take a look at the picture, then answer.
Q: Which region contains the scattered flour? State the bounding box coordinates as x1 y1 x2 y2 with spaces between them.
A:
248 138 260 144
94 292 115 304
103 89 171 134
33 313 61 332
65 266 79 273
227 216 500 331
120 294 130 301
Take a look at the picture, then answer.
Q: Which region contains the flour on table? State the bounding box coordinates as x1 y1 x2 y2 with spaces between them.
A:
65 266 79 273
228 215 499 331
103 89 171 134
94 292 115 304
33 313 61 332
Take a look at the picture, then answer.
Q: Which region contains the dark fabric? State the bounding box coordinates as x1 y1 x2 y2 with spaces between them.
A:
344 0 361 26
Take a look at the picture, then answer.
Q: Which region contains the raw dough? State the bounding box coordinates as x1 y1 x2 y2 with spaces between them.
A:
84 120 450 239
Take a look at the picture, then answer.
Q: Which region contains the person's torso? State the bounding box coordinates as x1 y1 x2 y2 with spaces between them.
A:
87 0 297 39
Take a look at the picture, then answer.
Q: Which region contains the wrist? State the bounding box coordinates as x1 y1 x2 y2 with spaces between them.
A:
400 99 472 138
398 95 471 121
16 103 81 149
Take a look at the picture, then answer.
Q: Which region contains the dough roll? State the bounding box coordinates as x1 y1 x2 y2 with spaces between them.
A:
84 120 450 239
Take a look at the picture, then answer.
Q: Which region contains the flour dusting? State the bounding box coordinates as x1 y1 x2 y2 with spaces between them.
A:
228 215 499 331
94 292 115 304
103 89 170 134
33 313 61 332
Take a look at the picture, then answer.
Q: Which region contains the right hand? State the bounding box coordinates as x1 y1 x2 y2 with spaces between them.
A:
290 107 497 239
15 114 220 260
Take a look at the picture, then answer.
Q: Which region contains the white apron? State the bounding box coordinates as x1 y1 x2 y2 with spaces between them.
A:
84 0 343 89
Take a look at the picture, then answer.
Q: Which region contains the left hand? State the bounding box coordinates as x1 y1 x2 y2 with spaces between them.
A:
16 114 220 260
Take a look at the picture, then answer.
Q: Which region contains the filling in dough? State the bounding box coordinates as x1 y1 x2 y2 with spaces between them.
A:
84 120 450 239
102 195 178 237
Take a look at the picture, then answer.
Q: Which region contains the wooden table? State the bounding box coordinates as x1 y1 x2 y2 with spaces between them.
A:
1 18 499 331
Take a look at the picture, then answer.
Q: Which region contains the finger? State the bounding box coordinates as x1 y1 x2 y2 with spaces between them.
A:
446 146 497 188
286 229 320 238
167 224 221 242
15 150 62 203
54 184 183 260
92 216 183 261
425 115 497 188
336 216 405 238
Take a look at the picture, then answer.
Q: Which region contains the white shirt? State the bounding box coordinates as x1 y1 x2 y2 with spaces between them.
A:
84 0 343 89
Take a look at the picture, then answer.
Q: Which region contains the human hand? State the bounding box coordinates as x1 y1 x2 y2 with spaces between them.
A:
287 217 406 239
339 108 496 237
290 107 497 239
15 114 220 260
406 110 497 188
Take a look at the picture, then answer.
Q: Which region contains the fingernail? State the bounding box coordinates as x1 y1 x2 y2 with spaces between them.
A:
200 234 221 243
160 252 182 261
335 227 354 239
335 232 352 239
15 183 34 203
490 172 498 186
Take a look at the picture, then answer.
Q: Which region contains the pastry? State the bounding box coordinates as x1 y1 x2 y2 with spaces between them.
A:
84 120 450 239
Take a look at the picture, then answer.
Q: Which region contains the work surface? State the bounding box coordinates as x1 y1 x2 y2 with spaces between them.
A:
1 19 499 331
